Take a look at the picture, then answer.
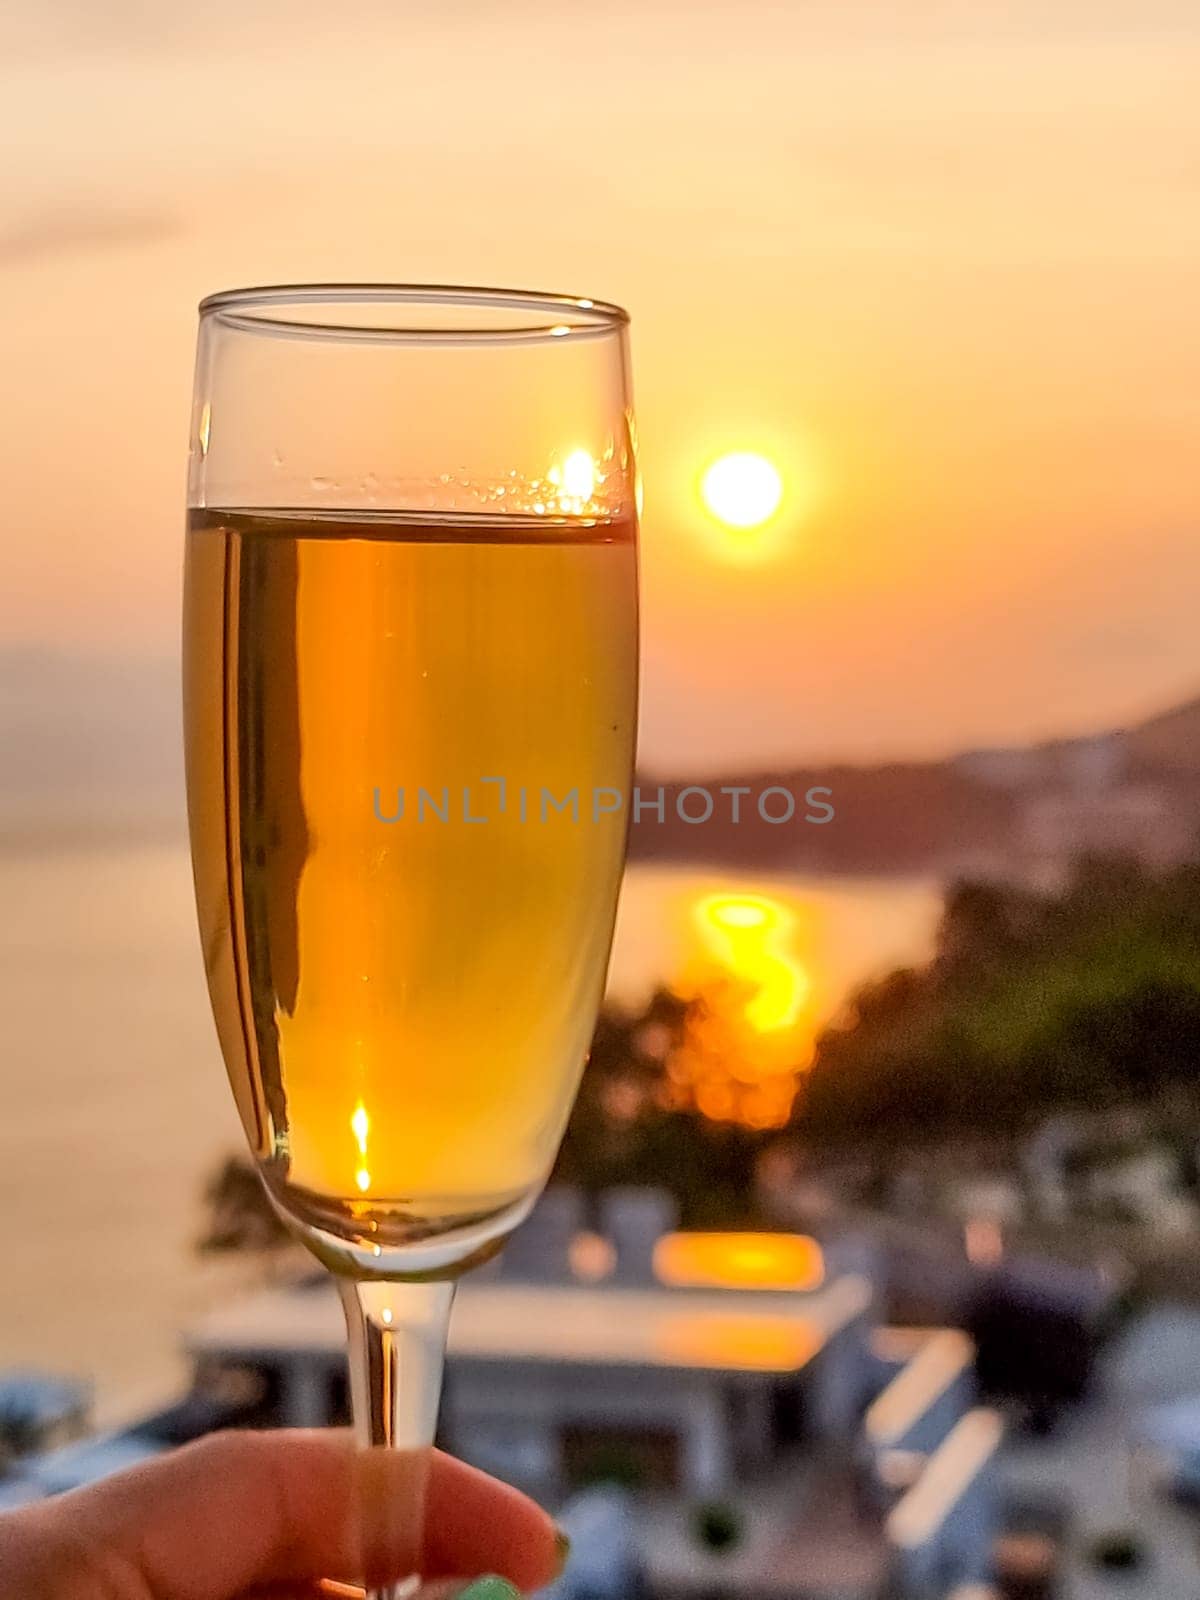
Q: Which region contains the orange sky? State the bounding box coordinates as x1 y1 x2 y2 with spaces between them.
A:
2 0 1198 770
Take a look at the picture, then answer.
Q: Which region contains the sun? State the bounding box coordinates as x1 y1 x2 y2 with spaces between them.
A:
701 452 783 530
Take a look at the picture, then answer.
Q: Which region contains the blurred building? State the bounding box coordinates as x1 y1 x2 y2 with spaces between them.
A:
955 730 1198 885
3 1198 1017 1600
1018 782 1194 882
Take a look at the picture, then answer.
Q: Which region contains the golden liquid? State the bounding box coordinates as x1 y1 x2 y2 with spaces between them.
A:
183 508 637 1257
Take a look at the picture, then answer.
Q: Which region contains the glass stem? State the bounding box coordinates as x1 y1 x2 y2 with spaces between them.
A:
339 1278 456 1600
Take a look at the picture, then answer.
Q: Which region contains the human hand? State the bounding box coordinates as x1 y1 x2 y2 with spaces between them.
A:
0 1429 565 1599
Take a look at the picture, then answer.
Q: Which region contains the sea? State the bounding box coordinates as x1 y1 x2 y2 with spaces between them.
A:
0 840 940 1423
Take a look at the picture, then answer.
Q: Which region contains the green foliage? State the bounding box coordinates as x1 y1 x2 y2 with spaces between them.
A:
691 1501 744 1552
1087 1530 1145 1571
553 986 768 1226
804 856 1200 1140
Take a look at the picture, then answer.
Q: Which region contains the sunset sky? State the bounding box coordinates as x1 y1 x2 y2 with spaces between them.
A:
2 0 1198 773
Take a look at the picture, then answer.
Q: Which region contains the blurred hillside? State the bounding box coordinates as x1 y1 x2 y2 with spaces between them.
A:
3 647 1198 877
631 692 1200 879
1126 695 1200 774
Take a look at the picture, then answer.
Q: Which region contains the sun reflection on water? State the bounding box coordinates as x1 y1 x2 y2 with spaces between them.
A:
652 890 819 1130
694 893 810 1031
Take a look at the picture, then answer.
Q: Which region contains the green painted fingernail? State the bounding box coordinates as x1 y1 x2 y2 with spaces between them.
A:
553 1528 572 1574
458 1579 521 1600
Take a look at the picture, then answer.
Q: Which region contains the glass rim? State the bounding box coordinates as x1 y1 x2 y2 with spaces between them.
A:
198 282 630 345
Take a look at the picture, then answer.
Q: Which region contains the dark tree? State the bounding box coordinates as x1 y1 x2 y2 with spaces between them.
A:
802 855 1200 1145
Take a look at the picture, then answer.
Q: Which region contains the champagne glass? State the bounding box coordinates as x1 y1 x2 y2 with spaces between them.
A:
182 285 638 1597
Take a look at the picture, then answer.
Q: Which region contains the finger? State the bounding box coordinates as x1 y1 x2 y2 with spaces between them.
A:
38 1430 558 1598
421 1456 565 1591
250 1579 521 1600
